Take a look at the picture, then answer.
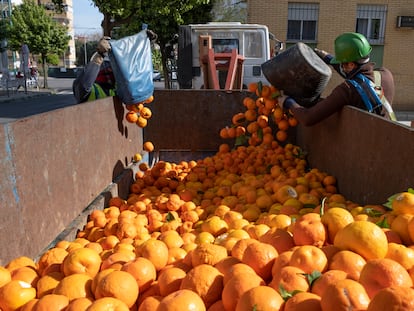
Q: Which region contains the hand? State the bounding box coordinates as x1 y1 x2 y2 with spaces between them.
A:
97 36 111 55
314 48 329 59
146 30 158 42
278 92 296 110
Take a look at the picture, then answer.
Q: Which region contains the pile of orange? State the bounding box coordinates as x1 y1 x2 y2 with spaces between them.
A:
219 81 298 146
2 82 414 310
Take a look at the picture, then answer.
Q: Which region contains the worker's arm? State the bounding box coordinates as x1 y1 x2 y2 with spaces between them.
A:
314 48 343 78
72 37 111 103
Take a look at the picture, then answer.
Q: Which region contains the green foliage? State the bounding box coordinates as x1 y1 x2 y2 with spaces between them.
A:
46 53 60 66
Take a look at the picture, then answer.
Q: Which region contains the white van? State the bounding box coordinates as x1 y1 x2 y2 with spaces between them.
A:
177 22 282 89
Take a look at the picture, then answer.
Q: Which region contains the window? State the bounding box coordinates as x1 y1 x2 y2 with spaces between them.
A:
287 3 319 42
356 5 387 44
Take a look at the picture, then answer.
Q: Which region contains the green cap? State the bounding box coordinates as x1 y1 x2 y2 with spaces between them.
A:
330 32 372 64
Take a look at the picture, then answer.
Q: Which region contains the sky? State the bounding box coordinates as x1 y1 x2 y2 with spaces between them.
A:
72 0 104 36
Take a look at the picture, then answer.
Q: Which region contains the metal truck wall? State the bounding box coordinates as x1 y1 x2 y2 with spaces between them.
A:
0 97 141 265
296 106 414 205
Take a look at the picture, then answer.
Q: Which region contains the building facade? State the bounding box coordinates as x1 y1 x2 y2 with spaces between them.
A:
248 0 414 109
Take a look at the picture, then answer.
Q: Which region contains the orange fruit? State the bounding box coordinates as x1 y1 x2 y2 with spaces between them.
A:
222 272 265 311
359 258 413 299
85 297 130 311
289 245 328 274
328 250 366 281
207 300 224 311
292 212 326 247
157 289 206 311
94 270 139 308
222 263 257 285
180 264 224 308
10 266 39 288
385 242 414 270
0 280 36 311
259 227 295 254
366 286 414 311
37 247 69 276
284 292 322 311
241 241 278 281
19 299 38 311
158 266 187 296
65 297 93 311
121 257 157 293
33 294 69 311
191 243 228 267
269 265 310 294
136 239 169 271
271 250 293 280
231 238 259 261
320 207 354 243
276 130 288 142
391 191 414 215
0 266 11 288
137 295 163 311
391 213 414 245
36 271 64 298
320 279 370 311
311 269 348 297
235 285 284 311
52 273 93 301
61 247 102 277
140 106 152 119
125 111 139 123
5 256 37 273
143 141 154 152
273 184 297 204
333 220 388 260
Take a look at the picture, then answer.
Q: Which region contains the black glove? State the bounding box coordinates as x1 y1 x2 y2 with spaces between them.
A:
97 36 111 56
146 30 158 42
314 48 329 59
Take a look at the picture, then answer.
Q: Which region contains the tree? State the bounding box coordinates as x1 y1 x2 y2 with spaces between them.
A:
7 0 70 88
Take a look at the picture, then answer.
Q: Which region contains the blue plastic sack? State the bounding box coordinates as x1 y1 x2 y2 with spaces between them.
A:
109 30 154 104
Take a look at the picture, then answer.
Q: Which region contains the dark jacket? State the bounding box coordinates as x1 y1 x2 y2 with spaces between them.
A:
291 59 395 126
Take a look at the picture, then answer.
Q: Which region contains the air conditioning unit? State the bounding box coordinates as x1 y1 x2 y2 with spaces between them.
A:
397 16 414 28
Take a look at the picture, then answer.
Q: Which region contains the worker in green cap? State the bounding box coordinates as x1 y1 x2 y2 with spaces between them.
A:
279 32 396 124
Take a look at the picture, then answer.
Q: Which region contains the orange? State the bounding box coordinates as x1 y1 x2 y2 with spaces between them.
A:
391 191 414 215
241 241 278 281
61 247 102 277
328 250 366 281
137 295 163 311
143 141 154 152
65 297 93 311
320 207 354 243
180 264 224 308
273 184 298 204
136 239 169 271
311 269 348 297
271 250 293 279
33 294 69 311
231 238 259 261
191 243 228 267
10 266 39 288
157 289 206 311
333 220 388 260
222 272 265 311
292 212 326 247
259 227 295 254
140 106 152 119
5 256 37 273
158 266 187 296
284 292 322 311
37 247 68 276
121 257 156 293
0 266 11 288
0 280 36 311
94 270 139 308
391 213 414 245
289 245 328 274
385 242 414 270
366 286 414 311
52 273 93 301
36 271 64 298
214 256 241 276
235 285 284 311
85 297 129 311
125 111 139 123
269 265 309 294
207 300 224 311
320 279 370 311
19 299 38 311
222 263 257 285
359 257 413 299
